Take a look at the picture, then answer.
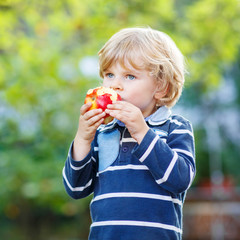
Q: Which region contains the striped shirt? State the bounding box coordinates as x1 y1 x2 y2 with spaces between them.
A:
63 106 195 240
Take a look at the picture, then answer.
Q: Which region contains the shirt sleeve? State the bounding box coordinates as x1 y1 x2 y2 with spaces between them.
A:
132 119 195 194
62 140 98 199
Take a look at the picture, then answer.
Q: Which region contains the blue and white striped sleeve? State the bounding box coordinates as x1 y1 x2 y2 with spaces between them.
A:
62 141 98 199
133 118 195 194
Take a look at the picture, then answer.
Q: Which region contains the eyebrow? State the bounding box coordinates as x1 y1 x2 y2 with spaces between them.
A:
104 66 142 75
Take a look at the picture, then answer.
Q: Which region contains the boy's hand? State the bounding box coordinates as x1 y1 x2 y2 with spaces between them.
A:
105 101 149 144
73 102 106 161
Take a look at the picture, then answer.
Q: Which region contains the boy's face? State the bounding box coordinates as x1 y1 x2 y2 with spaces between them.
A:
102 59 163 117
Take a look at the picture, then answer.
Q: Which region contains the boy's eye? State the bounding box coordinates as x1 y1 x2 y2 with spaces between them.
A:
127 75 135 80
106 73 114 78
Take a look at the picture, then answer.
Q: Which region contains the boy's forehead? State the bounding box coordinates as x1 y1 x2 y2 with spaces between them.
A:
105 61 138 72
106 55 147 71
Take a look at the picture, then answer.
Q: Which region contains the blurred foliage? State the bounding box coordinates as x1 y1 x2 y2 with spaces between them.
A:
0 0 240 239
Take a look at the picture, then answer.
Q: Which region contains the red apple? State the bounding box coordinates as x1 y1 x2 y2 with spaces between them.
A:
84 86 121 124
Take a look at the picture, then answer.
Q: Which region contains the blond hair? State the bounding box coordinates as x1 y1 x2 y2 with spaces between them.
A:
98 27 185 108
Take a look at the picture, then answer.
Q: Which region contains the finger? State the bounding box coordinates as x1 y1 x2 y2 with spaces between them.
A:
86 111 106 126
107 101 129 110
106 106 142 124
80 102 92 115
94 117 105 129
106 103 121 110
83 108 103 120
105 109 128 123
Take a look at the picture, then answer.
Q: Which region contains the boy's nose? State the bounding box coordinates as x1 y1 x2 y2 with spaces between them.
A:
110 78 123 91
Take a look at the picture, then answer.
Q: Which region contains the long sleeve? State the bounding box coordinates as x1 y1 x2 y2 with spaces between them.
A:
62 141 98 199
62 110 195 239
133 117 195 194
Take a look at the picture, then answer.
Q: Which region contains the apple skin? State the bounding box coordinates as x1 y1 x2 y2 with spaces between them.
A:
84 86 121 124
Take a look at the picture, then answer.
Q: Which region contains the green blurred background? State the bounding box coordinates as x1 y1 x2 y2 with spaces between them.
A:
1 0 240 239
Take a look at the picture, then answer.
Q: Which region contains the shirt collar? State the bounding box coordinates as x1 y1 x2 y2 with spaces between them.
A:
147 106 171 126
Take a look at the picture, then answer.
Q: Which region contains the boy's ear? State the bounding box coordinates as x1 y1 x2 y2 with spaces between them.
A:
154 83 169 100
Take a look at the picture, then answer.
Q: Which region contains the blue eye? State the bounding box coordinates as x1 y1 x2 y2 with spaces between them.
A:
127 75 135 80
106 73 114 78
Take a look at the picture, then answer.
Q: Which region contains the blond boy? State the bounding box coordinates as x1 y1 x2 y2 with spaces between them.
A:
63 27 195 240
